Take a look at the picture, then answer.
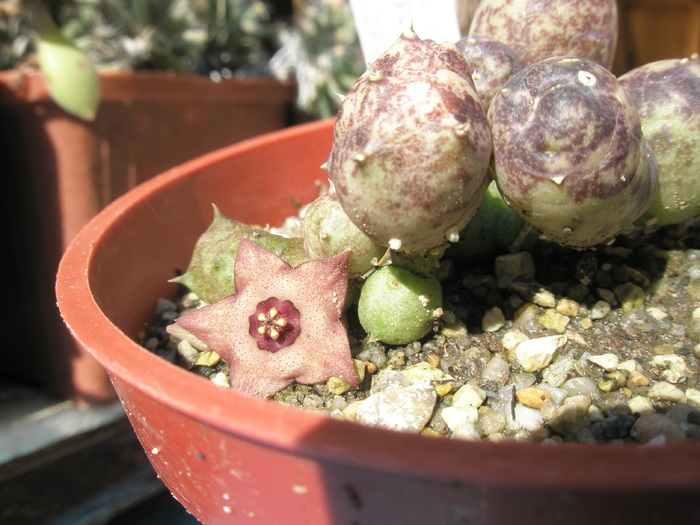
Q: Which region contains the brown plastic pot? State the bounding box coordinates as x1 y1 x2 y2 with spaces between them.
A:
56 119 700 524
1 70 292 405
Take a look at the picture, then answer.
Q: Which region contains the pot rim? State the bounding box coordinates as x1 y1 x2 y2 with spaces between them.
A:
56 119 700 492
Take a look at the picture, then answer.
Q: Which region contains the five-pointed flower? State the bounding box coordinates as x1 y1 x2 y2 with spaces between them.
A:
168 238 357 398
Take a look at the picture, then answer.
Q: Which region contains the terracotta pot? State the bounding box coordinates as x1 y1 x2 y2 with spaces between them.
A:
613 0 700 75
0 70 293 405
56 119 700 524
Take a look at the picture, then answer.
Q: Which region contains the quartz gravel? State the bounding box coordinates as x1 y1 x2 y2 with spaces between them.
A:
143 219 700 444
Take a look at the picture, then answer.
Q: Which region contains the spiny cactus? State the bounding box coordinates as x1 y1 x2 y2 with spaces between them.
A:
59 0 276 76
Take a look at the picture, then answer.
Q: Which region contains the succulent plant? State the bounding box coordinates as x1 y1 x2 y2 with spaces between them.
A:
302 192 385 278
171 206 309 304
357 265 443 345
619 56 700 227
454 35 522 110
468 0 618 69
169 239 357 398
446 180 539 261
327 28 492 255
488 57 658 249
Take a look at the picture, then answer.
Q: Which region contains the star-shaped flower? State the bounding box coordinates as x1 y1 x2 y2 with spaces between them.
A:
168 238 357 398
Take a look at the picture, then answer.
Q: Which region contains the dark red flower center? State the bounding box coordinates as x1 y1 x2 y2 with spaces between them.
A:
249 297 301 352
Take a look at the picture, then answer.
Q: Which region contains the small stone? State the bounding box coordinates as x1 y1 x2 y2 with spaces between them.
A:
631 413 686 443
646 306 669 320
686 388 700 407
513 302 541 327
590 414 636 441
596 288 617 306
370 370 410 395
617 359 643 373
515 335 567 372
614 283 646 312
426 353 441 368
441 406 480 439
481 354 511 387
589 300 612 319
356 380 437 433
578 317 593 329
501 330 529 351
494 251 535 288
516 386 551 409
627 370 650 386
210 371 230 388
561 376 599 397
597 370 627 392
628 395 654 414
652 343 675 355
531 288 557 308
587 353 619 371
341 400 363 422
647 381 685 402
194 350 221 367
155 297 177 315
434 382 457 397
441 319 468 339
555 298 580 317
650 355 688 384
327 377 351 395
482 306 506 332
542 352 577 388
537 309 570 332
452 384 487 409
177 340 199 370
401 362 452 384
507 404 544 432
547 395 592 439
477 406 507 435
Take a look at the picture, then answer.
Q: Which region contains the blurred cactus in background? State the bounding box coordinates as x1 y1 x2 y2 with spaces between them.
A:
271 0 364 118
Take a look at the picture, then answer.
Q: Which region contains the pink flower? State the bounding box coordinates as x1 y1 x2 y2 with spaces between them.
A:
169 239 357 398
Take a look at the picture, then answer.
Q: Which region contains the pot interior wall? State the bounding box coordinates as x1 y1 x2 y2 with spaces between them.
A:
88 121 332 339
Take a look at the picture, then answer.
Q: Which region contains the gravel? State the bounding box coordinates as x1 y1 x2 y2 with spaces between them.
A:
142 217 700 444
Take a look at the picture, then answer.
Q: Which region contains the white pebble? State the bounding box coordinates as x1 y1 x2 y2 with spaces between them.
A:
515 335 567 372
647 381 685 402
451 384 486 409
684 388 700 407
587 353 619 372
507 404 543 432
370 370 410 395
537 383 568 404
628 395 654 414
650 355 688 384
590 300 612 319
561 376 600 398
481 354 511 387
501 330 529 351
401 362 453 384
542 352 576 387
356 380 437 433
441 406 480 439
482 306 506 332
